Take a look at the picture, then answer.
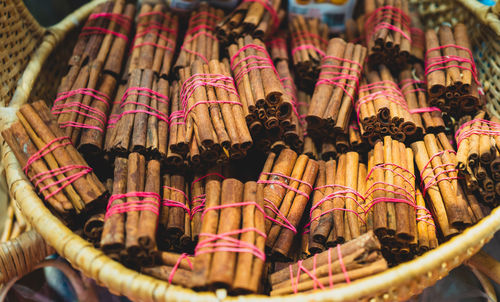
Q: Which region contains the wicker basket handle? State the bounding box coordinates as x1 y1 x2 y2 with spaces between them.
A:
0 229 54 284
467 250 500 285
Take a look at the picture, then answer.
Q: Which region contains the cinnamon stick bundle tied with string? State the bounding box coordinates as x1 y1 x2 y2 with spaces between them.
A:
216 0 284 44
269 231 387 295
174 3 223 72
54 1 135 156
258 148 319 260
364 0 411 71
192 179 266 293
355 64 417 146
399 63 445 138
307 38 367 144
105 70 170 160
424 23 482 117
142 252 193 288
412 133 483 240
309 152 367 250
289 15 329 85
100 153 161 267
128 4 178 76
2 101 108 218
456 112 500 206
365 136 421 262
177 59 252 166
159 172 192 252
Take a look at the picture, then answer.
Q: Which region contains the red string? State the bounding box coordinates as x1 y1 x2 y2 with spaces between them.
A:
113 87 170 124
168 253 193 284
180 73 241 120
196 201 266 261
192 173 226 185
425 44 480 86
162 185 190 216
419 150 460 197
288 245 349 294
80 26 128 41
243 0 279 33
190 193 206 219
364 6 412 46
89 12 132 30
356 80 407 123
455 118 500 148
105 192 161 219
230 44 280 86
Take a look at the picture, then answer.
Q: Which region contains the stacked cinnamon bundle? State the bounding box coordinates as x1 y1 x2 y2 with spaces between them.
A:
176 60 252 166
456 111 500 206
259 149 319 260
425 24 481 117
142 251 194 288
191 179 266 293
53 0 135 157
2 101 108 218
269 231 388 295
216 0 283 44
289 15 329 84
229 36 298 152
364 0 411 70
409 12 425 63
306 38 366 144
159 173 192 252
399 64 445 137
366 136 436 261
101 153 162 267
412 133 486 240
355 65 418 145
309 153 367 252
174 3 223 72
104 4 178 160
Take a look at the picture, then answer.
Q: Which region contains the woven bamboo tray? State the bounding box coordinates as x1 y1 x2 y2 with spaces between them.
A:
0 0 106 287
2 0 500 301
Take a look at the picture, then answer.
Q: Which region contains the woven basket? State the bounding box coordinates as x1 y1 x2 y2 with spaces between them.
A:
0 0 106 287
2 0 500 301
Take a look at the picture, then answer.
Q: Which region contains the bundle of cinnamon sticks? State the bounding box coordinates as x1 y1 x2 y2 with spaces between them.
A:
259 149 319 260
365 136 435 261
425 24 482 116
54 0 135 158
192 179 266 293
456 111 500 206
142 251 194 288
307 38 366 144
269 231 388 295
356 65 418 145
409 12 425 63
229 36 299 152
105 70 170 159
412 133 486 240
399 63 445 137
101 153 161 267
174 3 223 72
159 173 192 252
364 0 411 70
289 15 329 84
2 101 108 218
176 59 252 166
216 0 284 44
309 153 367 252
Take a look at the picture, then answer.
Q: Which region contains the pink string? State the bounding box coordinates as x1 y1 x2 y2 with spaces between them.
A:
355 80 407 123
105 192 161 219
419 150 460 196
424 44 480 85
291 31 328 47
288 245 349 294
23 137 70 173
196 201 266 260
192 173 226 185
113 87 170 124
410 27 425 50
364 6 412 45
162 185 190 216
290 30 327 58
80 26 128 41
190 194 206 219
230 44 280 86
243 0 279 33
89 12 132 30
179 12 219 64
180 73 241 120
455 118 500 148
168 253 193 284
258 172 312 199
